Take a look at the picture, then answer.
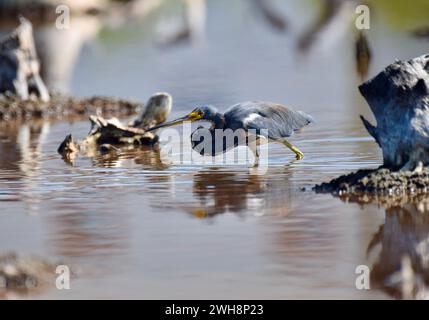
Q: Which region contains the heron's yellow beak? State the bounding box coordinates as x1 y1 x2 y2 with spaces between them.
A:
146 110 203 131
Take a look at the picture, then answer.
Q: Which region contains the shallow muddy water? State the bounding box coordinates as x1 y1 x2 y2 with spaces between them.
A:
1 0 429 299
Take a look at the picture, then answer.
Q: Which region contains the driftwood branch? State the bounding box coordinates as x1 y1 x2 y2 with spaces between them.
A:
360 53 429 170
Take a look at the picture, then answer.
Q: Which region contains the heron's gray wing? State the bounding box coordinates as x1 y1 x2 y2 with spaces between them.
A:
224 101 313 140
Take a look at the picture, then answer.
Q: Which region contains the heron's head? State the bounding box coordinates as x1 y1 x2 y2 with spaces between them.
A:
147 105 219 131
190 105 219 121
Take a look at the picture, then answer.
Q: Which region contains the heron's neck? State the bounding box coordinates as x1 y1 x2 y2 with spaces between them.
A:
210 113 226 130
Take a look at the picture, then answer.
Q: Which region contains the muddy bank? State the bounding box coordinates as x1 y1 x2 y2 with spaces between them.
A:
0 252 61 298
0 92 140 121
315 167 429 201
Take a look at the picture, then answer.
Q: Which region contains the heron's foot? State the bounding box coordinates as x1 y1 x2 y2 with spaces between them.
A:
252 155 260 167
294 150 304 160
283 140 304 160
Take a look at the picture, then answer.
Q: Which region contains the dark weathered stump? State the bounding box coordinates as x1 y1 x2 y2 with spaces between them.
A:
316 54 429 198
360 53 429 171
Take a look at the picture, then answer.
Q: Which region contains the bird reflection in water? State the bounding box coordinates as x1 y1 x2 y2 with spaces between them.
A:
191 170 265 218
187 167 294 219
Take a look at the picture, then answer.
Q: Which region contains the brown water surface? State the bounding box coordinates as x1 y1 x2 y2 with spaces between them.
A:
1 0 429 299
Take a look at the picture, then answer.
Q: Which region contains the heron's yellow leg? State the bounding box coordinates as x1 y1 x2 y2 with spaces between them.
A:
248 138 260 167
283 140 304 160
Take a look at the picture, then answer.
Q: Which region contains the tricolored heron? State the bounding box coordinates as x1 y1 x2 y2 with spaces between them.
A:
148 101 313 164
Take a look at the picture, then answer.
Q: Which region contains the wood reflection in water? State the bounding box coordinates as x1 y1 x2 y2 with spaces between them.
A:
0 120 49 213
368 200 429 299
47 202 130 262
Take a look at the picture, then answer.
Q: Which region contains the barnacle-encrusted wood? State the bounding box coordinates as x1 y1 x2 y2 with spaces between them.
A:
0 17 49 101
57 92 173 162
87 115 158 145
360 54 429 170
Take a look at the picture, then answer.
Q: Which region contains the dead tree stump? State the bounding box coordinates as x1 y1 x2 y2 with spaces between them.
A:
360 54 429 170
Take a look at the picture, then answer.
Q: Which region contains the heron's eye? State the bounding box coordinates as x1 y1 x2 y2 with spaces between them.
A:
189 110 204 120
